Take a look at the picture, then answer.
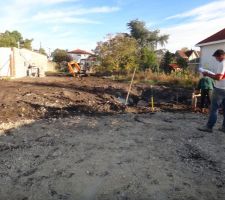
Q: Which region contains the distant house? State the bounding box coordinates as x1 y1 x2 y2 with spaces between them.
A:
175 49 200 72
196 28 225 72
176 50 200 61
0 47 48 78
169 63 181 72
67 49 94 63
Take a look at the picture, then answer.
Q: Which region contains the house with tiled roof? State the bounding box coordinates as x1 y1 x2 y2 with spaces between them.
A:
175 49 200 62
176 50 188 60
67 49 94 63
168 63 181 72
175 49 200 72
196 28 225 71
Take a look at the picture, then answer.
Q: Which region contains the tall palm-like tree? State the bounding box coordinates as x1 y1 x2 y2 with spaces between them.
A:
127 19 169 50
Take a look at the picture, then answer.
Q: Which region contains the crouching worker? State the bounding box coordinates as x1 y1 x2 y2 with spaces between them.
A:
197 75 214 113
198 49 225 132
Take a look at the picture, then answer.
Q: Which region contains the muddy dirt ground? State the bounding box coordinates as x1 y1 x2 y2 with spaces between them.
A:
0 77 224 200
0 76 192 124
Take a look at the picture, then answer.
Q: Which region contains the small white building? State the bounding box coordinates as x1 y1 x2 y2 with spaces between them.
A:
176 49 200 62
67 49 93 63
0 47 48 78
196 28 225 71
175 49 200 72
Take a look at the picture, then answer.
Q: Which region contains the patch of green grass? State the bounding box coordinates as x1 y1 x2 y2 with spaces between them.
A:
0 77 11 81
112 71 199 88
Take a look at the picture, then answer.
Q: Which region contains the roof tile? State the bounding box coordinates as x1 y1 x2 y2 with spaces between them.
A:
68 49 93 55
197 28 225 45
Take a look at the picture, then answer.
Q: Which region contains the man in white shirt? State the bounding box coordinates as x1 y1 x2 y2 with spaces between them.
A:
198 49 225 132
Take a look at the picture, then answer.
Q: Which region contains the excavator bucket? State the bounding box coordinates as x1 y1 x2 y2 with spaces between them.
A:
68 61 81 77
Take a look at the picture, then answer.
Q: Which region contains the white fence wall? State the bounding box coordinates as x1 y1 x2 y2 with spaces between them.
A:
0 47 48 78
13 48 48 77
0 48 12 77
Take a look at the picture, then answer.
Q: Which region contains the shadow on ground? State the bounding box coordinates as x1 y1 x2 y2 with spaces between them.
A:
0 112 225 200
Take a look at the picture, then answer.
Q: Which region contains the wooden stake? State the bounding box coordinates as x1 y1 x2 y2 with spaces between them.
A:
125 67 137 106
150 85 154 111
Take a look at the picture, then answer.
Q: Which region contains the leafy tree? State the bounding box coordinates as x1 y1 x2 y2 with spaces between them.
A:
127 19 169 50
39 47 47 55
20 39 33 50
160 51 174 74
139 47 158 72
10 31 22 42
94 33 138 73
176 57 188 70
0 30 33 49
0 32 17 47
52 49 72 63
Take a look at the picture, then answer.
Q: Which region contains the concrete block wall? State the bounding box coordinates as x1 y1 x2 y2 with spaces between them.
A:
13 48 48 77
0 48 12 77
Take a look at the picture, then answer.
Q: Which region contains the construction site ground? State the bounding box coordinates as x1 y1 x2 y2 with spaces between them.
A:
0 76 224 200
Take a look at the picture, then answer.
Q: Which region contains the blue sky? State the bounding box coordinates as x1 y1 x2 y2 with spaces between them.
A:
0 0 225 53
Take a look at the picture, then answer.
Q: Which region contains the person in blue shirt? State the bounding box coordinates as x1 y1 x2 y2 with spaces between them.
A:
198 49 225 132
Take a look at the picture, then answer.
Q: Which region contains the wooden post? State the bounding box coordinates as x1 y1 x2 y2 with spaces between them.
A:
125 67 137 106
10 48 14 77
150 85 154 111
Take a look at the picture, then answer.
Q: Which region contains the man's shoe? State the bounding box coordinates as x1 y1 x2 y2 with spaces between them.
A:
218 126 225 133
197 126 213 133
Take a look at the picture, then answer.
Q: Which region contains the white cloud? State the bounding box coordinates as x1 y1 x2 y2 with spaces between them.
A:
162 0 225 52
33 6 120 21
0 0 120 51
30 6 119 25
57 31 73 38
14 0 78 6
166 0 225 20
44 17 100 24
51 26 62 33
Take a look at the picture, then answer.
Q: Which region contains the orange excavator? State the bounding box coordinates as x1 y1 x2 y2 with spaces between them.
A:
68 60 90 77
67 61 81 77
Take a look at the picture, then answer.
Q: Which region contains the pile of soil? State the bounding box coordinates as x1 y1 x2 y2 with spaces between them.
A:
0 77 130 124
0 76 192 124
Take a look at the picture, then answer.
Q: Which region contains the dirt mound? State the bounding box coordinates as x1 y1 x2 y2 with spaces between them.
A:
0 77 193 124
0 77 131 123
